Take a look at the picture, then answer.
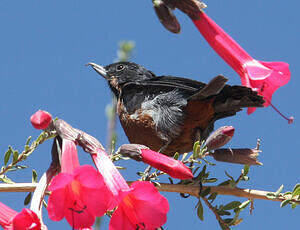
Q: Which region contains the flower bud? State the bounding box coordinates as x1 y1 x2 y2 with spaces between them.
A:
210 148 262 165
30 110 52 130
204 126 234 150
153 0 181 33
118 144 193 179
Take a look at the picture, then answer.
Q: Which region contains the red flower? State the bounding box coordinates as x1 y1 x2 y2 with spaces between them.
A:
192 11 293 123
47 139 112 229
109 181 169 230
91 149 170 229
30 110 52 129
0 202 41 230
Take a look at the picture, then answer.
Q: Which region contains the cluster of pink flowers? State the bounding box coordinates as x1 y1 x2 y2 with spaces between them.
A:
0 110 193 230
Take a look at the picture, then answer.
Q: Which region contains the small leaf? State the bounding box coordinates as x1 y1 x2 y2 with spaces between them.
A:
223 218 234 224
173 152 179 160
223 201 242 210
32 169 37 183
280 199 291 208
12 150 19 163
218 180 230 186
225 171 234 181
196 199 204 221
200 187 211 197
193 141 200 156
266 193 276 199
291 202 298 210
239 200 250 210
4 148 12 166
274 185 284 197
207 192 218 202
243 165 249 176
292 184 300 197
0 176 14 184
203 178 218 183
25 136 32 146
233 218 243 226
217 210 231 216
24 192 32 205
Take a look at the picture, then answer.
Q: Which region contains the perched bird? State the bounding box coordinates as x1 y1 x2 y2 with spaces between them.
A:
87 62 264 156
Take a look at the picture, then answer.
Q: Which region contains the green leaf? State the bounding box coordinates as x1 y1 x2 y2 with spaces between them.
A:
291 202 298 210
0 176 14 184
193 141 200 158
200 187 211 197
196 165 207 180
4 148 12 166
203 178 218 183
218 180 230 186
275 184 284 197
280 199 291 208
266 193 276 199
24 192 32 205
196 199 204 221
217 210 231 216
32 169 37 183
225 171 234 181
223 218 234 224
243 165 249 176
233 218 243 226
25 136 32 146
292 184 300 197
207 192 218 202
223 201 242 210
173 152 179 160
12 150 19 163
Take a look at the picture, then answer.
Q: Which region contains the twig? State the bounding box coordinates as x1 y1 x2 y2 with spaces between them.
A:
1 182 299 204
0 131 56 176
202 196 229 230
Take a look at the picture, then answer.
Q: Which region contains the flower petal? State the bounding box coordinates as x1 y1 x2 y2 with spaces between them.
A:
74 165 105 189
80 186 111 217
48 173 73 191
64 206 95 229
47 189 67 221
109 207 135 230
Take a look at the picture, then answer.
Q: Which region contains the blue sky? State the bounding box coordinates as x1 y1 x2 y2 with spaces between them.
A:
0 0 299 229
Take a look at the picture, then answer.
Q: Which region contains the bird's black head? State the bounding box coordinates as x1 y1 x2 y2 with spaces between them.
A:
87 62 156 97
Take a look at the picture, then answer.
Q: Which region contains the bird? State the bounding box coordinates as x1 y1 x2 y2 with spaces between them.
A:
87 62 264 156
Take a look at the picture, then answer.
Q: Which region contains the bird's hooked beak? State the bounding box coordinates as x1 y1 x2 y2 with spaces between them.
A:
86 62 109 79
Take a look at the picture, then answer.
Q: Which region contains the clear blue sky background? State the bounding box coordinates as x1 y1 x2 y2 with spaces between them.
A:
0 0 299 229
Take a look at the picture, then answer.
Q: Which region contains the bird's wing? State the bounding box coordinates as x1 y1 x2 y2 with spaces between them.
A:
128 75 206 94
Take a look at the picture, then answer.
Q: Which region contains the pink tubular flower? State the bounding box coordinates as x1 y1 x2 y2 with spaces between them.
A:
192 11 293 123
109 181 169 230
118 144 193 180
30 110 52 129
47 139 111 229
91 149 170 229
0 202 41 230
141 149 193 180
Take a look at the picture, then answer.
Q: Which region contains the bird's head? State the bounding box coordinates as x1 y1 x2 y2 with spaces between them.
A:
87 62 156 97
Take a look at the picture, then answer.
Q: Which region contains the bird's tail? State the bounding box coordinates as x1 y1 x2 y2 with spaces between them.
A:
213 85 265 120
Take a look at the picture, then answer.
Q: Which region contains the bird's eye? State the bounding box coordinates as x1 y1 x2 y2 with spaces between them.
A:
116 64 125 71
